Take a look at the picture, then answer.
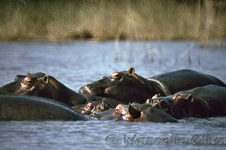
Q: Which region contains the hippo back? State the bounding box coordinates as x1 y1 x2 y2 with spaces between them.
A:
175 85 226 117
132 103 178 122
79 68 225 104
0 72 87 106
46 76 87 105
0 95 87 121
149 69 225 95
0 78 24 94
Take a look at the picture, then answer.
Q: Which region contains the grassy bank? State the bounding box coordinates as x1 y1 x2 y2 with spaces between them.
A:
0 0 226 42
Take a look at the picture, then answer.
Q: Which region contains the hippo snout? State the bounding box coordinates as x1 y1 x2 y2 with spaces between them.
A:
79 84 92 94
79 84 106 96
78 86 85 94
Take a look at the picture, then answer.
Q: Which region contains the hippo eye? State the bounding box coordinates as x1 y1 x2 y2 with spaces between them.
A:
113 74 121 79
27 79 33 83
111 73 122 81
86 103 95 110
89 105 94 110
22 77 34 86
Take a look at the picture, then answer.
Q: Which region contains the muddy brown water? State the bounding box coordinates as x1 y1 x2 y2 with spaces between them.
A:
0 41 226 150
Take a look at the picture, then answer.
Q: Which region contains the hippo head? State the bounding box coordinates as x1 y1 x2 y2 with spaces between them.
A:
113 103 144 121
113 104 130 121
150 94 193 119
15 72 49 96
170 94 193 119
114 104 128 116
148 95 173 115
91 101 111 113
81 103 95 115
79 68 154 104
119 102 178 122
81 101 112 115
120 103 142 122
92 101 111 113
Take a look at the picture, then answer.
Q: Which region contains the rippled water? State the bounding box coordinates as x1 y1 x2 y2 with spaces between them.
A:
0 41 226 150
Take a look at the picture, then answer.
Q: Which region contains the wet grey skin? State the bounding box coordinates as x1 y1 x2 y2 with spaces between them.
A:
79 68 225 104
0 94 88 121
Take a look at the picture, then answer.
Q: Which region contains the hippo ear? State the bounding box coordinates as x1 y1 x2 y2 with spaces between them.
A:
128 102 141 119
186 94 194 103
174 94 183 101
102 100 111 109
128 67 135 75
100 101 107 110
101 101 105 110
42 75 49 84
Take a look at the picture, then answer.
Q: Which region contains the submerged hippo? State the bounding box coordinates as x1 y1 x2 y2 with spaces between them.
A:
79 68 225 104
0 72 87 106
90 104 128 120
0 94 87 121
91 109 117 120
72 97 124 115
117 102 178 122
149 85 226 119
90 103 177 123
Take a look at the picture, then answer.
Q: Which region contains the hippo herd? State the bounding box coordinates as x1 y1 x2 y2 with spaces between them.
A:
0 68 226 123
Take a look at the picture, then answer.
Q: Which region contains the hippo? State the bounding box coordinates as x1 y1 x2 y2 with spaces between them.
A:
81 101 112 115
149 85 226 119
90 103 177 123
0 90 10 95
72 97 125 115
79 67 225 104
90 109 118 120
89 104 129 120
0 72 87 106
72 101 100 115
116 102 178 122
0 94 87 121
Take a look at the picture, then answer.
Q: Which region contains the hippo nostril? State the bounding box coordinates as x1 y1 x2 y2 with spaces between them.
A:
79 84 90 93
79 84 93 94
78 87 84 93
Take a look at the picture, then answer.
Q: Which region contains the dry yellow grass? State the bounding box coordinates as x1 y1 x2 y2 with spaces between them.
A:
0 0 225 42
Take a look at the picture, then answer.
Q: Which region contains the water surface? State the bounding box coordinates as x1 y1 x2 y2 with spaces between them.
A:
0 41 226 150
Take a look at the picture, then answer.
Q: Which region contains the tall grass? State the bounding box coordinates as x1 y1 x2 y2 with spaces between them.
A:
0 0 225 42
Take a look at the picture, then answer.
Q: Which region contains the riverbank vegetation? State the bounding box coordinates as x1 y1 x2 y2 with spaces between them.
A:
0 0 225 42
